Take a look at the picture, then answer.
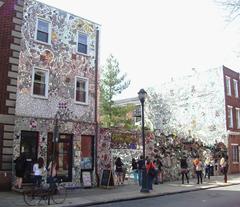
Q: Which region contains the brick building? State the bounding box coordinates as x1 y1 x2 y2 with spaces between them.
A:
0 0 100 189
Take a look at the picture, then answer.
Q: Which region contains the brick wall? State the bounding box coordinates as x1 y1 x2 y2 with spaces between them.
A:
0 0 23 190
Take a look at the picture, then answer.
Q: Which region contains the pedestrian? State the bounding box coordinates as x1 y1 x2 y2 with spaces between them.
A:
33 157 45 187
146 158 157 191
131 158 138 184
115 157 124 185
204 156 211 180
194 156 203 184
220 154 228 183
154 158 163 184
180 156 189 184
48 158 57 187
210 156 214 176
137 155 145 186
14 153 26 189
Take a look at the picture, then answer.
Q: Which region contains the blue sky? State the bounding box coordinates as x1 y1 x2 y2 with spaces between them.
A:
38 0 240 100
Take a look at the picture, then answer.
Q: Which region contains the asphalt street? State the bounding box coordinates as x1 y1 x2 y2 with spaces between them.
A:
86 184 240 207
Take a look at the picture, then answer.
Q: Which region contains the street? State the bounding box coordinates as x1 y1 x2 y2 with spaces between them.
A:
86 184 240 207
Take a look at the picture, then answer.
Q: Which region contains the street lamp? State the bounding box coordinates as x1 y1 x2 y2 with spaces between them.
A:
138 89 149 193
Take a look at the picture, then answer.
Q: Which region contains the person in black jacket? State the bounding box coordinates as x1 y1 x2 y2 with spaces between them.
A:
137 155 145 186
14 153 26 189
180 156 189 184
115 157 124 185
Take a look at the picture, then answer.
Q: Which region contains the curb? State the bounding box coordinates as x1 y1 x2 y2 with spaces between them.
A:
63 182 240 207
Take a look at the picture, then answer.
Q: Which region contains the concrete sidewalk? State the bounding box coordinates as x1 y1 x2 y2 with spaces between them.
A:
1 174 240 207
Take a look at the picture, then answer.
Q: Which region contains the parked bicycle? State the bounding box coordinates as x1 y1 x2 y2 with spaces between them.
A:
23 178 67 206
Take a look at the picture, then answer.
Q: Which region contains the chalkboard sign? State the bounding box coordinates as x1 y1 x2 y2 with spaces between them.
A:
100 169 114 188
82 171 92 188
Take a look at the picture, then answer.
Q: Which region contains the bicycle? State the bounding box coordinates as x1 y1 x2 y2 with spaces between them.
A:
23 178 67 206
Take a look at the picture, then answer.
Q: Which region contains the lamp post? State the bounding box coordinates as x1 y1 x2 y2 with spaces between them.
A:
138 89 149 193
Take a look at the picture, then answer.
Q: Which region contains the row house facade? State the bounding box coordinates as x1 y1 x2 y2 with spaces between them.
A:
158 66 240 173
0 0 100 189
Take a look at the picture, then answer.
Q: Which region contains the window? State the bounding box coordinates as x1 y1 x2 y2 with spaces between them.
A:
232 144 239 163
227 105 233 128
36 18 50 44
32 68 49 97
77 32 88 54
233 79 239 98
75 77 88 104
225 76 231 96
237 108 240 129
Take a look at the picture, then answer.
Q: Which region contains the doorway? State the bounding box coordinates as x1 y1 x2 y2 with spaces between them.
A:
20 131 38 183
47 133 73 182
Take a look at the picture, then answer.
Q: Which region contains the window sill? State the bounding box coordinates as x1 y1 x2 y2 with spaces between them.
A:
34 39 52 47
232 162 239 164
74 101 89 106
32 94 48 100
76 51 90 57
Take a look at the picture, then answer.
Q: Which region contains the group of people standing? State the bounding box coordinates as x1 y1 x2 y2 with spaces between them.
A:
180 153 229 185
14 153 57 189
114 155 163 191
114 153 229 191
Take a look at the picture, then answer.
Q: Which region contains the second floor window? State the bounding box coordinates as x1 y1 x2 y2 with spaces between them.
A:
32 68 48 97
75 77 88 104
226 76 231 96
227 105 233 128
77 33 88 54
36 18 50 44
233 79 239 98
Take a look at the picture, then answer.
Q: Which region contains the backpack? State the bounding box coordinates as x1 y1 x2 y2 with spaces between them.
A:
148 166 157 177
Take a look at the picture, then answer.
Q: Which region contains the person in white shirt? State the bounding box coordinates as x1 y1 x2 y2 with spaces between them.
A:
33 157 45 187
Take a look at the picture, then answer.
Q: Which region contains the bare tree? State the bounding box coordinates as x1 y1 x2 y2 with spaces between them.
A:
216 0 240 22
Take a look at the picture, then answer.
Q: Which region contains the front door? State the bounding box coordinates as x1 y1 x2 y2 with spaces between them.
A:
47 133 73 182
20 131 38 183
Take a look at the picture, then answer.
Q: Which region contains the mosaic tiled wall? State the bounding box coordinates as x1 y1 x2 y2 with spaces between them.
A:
150 67 227 146
16 0 99 120
12 0 99 186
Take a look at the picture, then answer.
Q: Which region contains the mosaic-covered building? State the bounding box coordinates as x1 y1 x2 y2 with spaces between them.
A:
158 66 240 173
0 0 100 189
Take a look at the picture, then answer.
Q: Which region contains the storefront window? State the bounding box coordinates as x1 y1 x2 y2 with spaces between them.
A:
81 135 93 170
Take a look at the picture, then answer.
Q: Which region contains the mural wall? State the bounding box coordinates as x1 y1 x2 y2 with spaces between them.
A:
147 67 227 146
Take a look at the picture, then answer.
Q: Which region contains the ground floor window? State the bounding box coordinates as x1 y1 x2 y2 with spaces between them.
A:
47 133 73 182
232 144 239 163
81 135 94 170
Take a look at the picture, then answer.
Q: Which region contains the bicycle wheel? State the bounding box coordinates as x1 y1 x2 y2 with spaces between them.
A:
23 190 40 206
51 184 67 204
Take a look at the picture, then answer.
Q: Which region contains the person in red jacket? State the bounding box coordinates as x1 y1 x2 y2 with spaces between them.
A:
146 158 156 191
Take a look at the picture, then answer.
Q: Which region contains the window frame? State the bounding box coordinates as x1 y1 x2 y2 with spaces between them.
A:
35 17 51 45
225 76 231 96
31 68 49 99
236 108 240 129
76 31 88 55
227 105 233 128
233 79 239 98
74 76 89 105
231 144 239 163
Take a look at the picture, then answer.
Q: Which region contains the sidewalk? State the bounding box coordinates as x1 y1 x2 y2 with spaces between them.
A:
1 174 240 207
